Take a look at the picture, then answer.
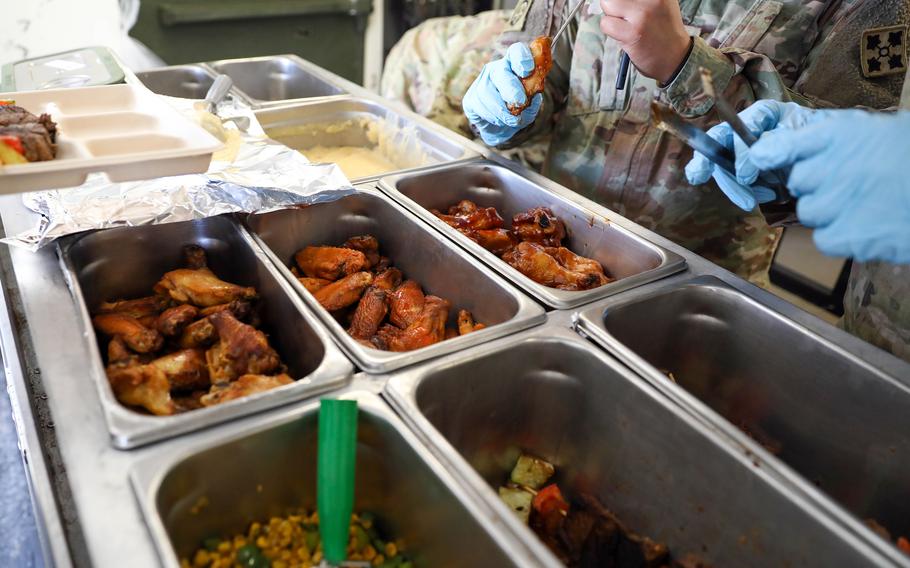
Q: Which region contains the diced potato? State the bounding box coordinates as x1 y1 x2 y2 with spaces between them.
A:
509 454 555 489
499 486 533 524
0 143 27 165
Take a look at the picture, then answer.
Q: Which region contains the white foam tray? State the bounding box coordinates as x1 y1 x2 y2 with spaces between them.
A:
0 83 223 193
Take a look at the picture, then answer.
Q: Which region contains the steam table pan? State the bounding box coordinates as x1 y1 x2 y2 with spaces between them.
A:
575 275 910 564
59 214 353 449
245 187 546 373
380 161 687 309
136 64 220 100
210 55 346 106
131 390 533 567
384 324 896 566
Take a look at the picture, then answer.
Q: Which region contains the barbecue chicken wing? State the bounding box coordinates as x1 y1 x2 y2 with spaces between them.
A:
200 374 293 407
295 246 368 280
155 267 257 308
342 235 381 268
512 207 566 247
105 338 175 416
457 309 486 335
149 348 210 392
375 296 451 352
472 228 518 255
93 313 163 353
298 277 332 294
543 247 612 287
507 36 552 116
503 242 604 291
348 287 389 340
389 280 425 328
206 311 282 385
312 271 373 311
156 305 199 336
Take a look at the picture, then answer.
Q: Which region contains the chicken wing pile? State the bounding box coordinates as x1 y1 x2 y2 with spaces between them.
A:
432 200 612 291
92 245 292 416
292 234 484 351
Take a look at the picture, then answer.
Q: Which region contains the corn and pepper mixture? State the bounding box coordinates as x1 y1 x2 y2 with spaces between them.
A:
182 510 411 568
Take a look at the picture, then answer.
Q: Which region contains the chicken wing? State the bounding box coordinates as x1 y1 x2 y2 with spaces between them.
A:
200 373 293 407
206 311 282 385
348 287 388 340
178 317 217 349
94 313 163 354
154 267 257 308
105 339 175 416
389 280 425 328
434 206 503 232
448 200 478 215
544 247 612 287
507 36 552 116
149 348 210 392
97 295 166 319
471 228 518 255
503 242 604 291
312 271 373 311
183 244 209 270
295 246 368 280
298 277 332 294
156 304 199 337
373 267 403 291
342 235 381 268
375 296 451 352
199 300 253 320
512 207 567 247
457 309 486 335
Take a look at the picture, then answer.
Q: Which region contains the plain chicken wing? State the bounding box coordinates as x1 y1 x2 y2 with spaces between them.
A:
206 311 282 385
373 268 403 291
512 207 567 247
295 246 368 280
389 280 425 328
183 244 209 270
298 277 332 294
503 242 603 291
97 295 167 319
342 235 381 268
375 296 450 352
348 287 388 340
200 374 293 407
156 304 199 336
93 313 163 353
178 317 217 348
312 271 373 311
154 267 257 308
543 247 612 287
199 300 253 320
105 340 175 416
149 348 210 392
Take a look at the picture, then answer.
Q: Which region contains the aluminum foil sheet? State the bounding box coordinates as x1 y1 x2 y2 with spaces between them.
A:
5 94 355 251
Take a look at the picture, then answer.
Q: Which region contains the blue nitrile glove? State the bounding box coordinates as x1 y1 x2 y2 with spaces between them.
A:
463 42 544 147
685 100 831 210
748 109 910 263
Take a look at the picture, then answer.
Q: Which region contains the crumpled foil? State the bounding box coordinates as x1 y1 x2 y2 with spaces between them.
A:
4 94 355 251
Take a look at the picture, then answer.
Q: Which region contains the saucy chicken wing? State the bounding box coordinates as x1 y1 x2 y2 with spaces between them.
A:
373 267 403 291
507 36 553 116
206 311 282 385
93 313 163 353
457 309 486 335
348 287 389 340
200 373 293 407
389 280 425 328
342 235 381 268
512 207 566 247
543 247 612 287
471 228 518 255
503 242 604 291
312 271 373 311
298 277 332 294
295 246 368 280
375 296 451 352
149 348 210 392
156 304 199 337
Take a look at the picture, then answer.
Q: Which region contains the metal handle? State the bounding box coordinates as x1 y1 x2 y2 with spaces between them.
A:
159 0 373 26
204 75 233 111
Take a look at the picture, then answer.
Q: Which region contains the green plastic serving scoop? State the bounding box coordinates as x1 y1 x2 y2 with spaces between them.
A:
317 398 359 566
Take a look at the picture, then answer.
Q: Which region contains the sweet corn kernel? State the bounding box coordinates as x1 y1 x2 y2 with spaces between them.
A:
273 561 286 568
363 545 376 560
249 522 261 538
256 536 268 548
192 549 209 567
385 542 397 557
372 554 385 566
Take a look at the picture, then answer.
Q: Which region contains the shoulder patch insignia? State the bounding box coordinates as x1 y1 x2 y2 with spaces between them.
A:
861 25 908 78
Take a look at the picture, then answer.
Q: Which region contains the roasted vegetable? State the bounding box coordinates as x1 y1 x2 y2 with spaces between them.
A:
0 135 27 165
499 485 534 524
510 453 555 489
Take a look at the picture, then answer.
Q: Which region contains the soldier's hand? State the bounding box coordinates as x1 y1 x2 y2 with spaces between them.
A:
463 43 544 146
598 0 692 84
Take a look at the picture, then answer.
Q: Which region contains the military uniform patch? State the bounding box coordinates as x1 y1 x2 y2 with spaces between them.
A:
861 25 908 78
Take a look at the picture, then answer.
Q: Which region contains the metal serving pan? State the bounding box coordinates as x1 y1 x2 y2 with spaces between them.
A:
59 215 353 449
135 64 219 99
575 275 910 564
209 55 346 106
254 97 478 183
384 324 894 566
245 187 545 373
379 161 687 309
131 390 532 568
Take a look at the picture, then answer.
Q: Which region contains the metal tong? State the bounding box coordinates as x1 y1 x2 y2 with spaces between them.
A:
552 1 630 89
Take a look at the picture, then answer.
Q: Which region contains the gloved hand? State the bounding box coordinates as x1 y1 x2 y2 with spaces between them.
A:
685 100 831 210
463 42 543 147
748 109 910 263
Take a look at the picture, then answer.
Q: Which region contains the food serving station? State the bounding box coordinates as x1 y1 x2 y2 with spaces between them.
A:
2 54 910 568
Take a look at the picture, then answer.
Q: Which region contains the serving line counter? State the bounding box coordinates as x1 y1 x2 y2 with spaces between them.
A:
1 55 909 568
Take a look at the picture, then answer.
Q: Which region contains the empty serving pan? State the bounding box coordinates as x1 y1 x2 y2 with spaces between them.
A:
60 215 353 449
385 325 895 566
210 55 345 105
379 161 686 309
245 187 545 373
131 390 532 567
135 65 218 99
575 275 910 564
255 97 477 182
